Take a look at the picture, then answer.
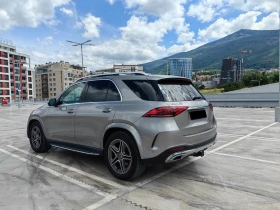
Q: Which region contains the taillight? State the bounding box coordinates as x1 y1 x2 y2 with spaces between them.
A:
209 103 213 111
143 106 188 117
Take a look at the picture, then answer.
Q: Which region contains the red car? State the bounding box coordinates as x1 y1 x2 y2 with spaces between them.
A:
2 97 9 106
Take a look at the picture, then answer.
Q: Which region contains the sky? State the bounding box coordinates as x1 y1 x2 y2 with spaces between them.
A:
0 0 279 71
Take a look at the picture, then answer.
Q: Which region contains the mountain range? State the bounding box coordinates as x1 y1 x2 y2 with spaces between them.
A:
142 29 279 74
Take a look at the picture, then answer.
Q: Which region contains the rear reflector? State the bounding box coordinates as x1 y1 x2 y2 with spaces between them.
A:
170 146 185 152
143 106 188 117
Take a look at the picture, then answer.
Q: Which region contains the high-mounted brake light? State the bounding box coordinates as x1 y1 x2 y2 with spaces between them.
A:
143 106 188 117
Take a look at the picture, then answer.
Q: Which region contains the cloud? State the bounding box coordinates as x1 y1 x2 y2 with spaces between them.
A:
68 0 198 69
252 12 280 30
0 0 71 30
42 36 53 45
106 0 116 5
16 0 279 73
198 11 279 40
177 31 195 44
60 7 73 16
167 40 206 56
123 0 187 17
79 13 101 38
228 0 280 13
187 0 224 22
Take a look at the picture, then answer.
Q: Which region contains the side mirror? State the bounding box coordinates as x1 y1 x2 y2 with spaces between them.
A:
48 98 57 106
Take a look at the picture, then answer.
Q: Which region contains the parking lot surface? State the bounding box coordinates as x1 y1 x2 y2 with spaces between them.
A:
0 105 279 210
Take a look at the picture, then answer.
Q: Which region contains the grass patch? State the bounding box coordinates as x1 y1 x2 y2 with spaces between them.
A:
200 88 224 94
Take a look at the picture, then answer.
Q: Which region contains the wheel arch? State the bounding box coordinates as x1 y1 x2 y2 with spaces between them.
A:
27 117 46 139
102 123 143 158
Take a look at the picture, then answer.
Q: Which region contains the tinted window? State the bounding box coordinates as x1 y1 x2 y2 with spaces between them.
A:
85 80 109 102
106 82 121 101
159 83 203 102
60 82 85 104
123 80 164 101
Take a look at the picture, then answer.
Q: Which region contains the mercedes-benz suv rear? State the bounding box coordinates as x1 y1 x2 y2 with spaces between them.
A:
27 73 217 180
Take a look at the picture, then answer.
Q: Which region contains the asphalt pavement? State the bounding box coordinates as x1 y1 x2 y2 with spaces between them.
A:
0 105 279 210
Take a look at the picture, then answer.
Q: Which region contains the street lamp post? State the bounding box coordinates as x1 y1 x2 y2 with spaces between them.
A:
66 40 94 77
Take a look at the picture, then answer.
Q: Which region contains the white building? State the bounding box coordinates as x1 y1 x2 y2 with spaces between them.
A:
94 64 144 74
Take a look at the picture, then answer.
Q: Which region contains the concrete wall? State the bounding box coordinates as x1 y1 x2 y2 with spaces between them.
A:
205 92 279 108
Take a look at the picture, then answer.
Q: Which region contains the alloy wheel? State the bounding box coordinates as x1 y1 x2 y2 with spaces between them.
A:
31 126 41 149
108 139 132 174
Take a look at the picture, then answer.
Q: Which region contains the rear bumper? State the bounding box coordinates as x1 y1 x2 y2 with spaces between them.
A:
142 134 217 165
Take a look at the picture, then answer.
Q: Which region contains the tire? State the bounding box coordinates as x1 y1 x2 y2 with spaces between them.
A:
29 121 51 153
104 131 146 180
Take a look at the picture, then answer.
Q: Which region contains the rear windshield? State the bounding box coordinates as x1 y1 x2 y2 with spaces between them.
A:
123 79 204 102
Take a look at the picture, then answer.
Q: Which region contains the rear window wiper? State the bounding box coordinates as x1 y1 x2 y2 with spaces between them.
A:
192 96 202 100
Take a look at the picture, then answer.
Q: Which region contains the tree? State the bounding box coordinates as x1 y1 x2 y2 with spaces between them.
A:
267 72 279 83
219 82 244 92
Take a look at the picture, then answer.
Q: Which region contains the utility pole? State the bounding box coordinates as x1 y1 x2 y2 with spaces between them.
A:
240 49 252 82
276 33 280 122
166 59 169 75
66 40 94 77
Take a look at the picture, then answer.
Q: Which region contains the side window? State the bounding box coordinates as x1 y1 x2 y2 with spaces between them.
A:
106 81 121 101
85 80 109 102
123 80 163 101
59 83 85 104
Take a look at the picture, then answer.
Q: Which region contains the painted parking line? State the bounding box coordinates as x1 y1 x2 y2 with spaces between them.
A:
83 121 278 209
0 148 116 201
209 122 278 154
216 118 273 122
82 196 119 210
213 152 280 165
7 145 129 190
218 133 280 142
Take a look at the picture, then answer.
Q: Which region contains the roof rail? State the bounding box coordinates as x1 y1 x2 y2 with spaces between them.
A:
76 72 149 82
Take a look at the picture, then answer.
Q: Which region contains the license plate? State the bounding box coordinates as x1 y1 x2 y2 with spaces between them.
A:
189 110 207 120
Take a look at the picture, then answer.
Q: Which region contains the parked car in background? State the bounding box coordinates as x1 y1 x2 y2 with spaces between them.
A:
27 73 217 180
2 97 9 106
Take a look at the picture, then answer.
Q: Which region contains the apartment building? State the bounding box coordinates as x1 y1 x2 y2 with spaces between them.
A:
94 64 144 74
35 61 86 100
0 41 35 102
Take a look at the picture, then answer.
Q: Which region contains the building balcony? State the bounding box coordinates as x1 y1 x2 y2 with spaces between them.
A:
22 80 27 83
22 87 27 90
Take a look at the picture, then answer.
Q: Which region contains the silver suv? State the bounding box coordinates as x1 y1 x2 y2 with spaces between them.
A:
27 73 217 180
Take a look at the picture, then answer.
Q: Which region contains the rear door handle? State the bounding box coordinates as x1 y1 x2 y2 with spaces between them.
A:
67 109 74 114
102 108 112 113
